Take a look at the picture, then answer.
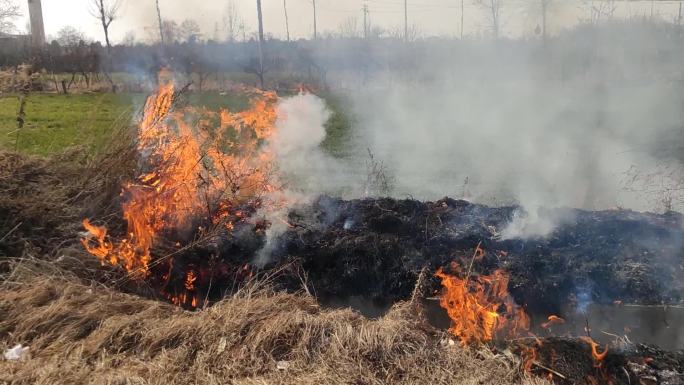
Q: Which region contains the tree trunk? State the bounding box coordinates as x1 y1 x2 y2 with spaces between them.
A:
68 73 76 90
51 74 59 92
82 72 91 89
98 0 117 93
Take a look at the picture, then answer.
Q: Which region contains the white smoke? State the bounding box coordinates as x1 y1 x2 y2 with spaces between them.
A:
271 92 331 181
253 92 339 266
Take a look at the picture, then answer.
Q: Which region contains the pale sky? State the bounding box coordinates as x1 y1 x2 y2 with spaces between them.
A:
12 0 683 43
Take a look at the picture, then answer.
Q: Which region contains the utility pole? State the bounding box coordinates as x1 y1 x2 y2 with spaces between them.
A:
460 0 464 39
404 0 408 42
312 0 317 39
27 0 46 50
678 1 682 25
284 0 290 42
650 0 654 19
363 3 369 39
541 0 548 42
156 0 164 45
256 0 265 89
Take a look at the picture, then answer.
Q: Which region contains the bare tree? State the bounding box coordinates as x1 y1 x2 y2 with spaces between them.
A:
584 0 616 25
161 20 178 44
338 16 360 38
475 0 503 39
0 0 21 33
89 0 121 53
122 30 136 46
56 25 86 46
224 0 240 42
90 0 122 92
178 19 201 43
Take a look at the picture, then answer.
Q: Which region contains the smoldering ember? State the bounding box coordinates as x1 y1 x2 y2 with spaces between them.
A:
1 1 684 385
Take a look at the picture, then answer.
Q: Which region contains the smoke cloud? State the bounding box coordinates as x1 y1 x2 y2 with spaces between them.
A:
261 23 684 239
254 92 344 265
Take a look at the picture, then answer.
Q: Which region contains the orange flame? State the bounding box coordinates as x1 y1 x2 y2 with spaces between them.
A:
81 80 280 307
541 315 565 330
435 259 530 346
580 336 609 364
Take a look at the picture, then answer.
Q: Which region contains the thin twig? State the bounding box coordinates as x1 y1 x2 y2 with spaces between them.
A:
465 241 483 281
532 361 567 380
0 222 22 243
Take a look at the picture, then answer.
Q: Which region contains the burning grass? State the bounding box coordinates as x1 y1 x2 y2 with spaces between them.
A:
80 81 281 308
0 258 547 385
2 82 684 384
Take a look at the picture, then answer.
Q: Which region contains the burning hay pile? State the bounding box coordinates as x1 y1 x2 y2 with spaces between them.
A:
2 81 684 385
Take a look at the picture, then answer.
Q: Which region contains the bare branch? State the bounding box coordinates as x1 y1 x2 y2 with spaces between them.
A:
474 0 503 38
0 0 21 33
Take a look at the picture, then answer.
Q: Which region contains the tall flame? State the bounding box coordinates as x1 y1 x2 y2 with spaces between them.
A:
435 260 530 345
81 81 279 307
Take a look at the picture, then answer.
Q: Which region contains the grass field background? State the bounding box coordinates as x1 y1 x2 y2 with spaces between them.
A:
0 91 352 157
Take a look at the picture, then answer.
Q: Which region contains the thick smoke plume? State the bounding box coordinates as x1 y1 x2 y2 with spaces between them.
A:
255 24 684 239
254 92 340 265
328 25 684 237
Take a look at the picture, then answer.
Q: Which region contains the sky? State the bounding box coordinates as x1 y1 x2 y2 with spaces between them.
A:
11 0 683 43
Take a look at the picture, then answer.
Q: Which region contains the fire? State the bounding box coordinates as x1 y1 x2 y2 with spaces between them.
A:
435 259 530 345
81 79 280 307
580 336 609 365
541 315 565 330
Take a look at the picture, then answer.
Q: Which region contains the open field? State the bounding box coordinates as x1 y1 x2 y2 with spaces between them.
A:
0 91 352 157
0 93 138 155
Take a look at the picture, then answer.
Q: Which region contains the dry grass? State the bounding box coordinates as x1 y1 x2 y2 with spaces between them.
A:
0 132 552 385
0 128 136 259
0 256 550 385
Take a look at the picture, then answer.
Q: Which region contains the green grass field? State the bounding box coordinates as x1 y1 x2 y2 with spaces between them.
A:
0 93 140 156
0 91 352 157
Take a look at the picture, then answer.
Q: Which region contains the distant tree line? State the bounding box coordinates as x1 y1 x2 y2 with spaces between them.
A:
1 16 683 93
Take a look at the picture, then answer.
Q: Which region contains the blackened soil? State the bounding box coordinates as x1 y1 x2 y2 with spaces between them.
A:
270 196 684 318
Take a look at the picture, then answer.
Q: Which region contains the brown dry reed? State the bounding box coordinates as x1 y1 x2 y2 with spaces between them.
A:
0 128 550 385
0 256 551 385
